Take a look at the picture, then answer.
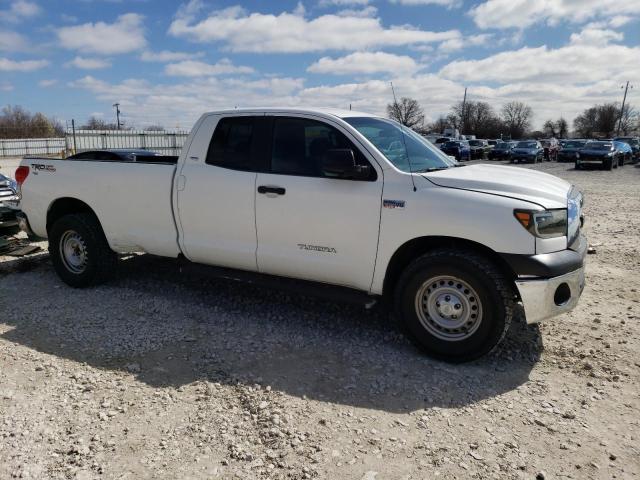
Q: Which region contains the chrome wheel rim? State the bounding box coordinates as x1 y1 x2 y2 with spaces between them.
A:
59 230 88 274
414 275 483 341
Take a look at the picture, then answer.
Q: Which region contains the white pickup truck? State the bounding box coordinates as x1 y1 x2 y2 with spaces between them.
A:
16 108 586 361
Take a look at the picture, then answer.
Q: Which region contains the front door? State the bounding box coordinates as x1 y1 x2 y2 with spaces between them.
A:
255 115 383 291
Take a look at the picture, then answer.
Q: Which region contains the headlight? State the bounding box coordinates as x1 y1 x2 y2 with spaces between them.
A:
514 209 567 238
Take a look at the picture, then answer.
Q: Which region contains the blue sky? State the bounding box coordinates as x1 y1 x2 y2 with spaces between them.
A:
1 0 638 129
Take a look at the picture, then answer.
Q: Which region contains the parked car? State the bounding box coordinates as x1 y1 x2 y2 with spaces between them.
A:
576 141 621 170
557 140 587 162
16 107 587 362
613 140 633 166
540 138 560 161
613 136 640 162
510 140 544 164
440 140 471 161
468 139 490 159
67 149 178 163
487 140 500 148
0 173 20 236
488 141 515 160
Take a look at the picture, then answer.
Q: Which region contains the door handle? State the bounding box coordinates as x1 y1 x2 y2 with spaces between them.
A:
257 186 286 195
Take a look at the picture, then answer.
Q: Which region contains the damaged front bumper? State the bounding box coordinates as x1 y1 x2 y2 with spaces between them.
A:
516 266 586 324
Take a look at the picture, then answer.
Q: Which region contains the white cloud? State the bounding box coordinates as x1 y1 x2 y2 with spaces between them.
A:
140 50 204 62
335 6 378 17
165 59 254 77
168 5 460 53
0 82 13 92
38 79 57 87
66 56 111 69
439 42 640 84
57 13 146 55
390 0 462 8
308 51 420 75
0 57 48 71
470 0 640 30
569 25 623 46
0 30 29 51
0 0 40 23
318 0 370 5
437 33 493 53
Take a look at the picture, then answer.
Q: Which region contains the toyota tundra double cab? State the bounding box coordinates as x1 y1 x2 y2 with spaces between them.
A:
16 108 587 362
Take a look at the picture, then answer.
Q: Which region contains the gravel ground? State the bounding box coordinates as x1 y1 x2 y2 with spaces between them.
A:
1 160 639 480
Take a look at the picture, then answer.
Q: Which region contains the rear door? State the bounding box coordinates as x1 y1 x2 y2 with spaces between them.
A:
176 114 269 271
255 115 384 291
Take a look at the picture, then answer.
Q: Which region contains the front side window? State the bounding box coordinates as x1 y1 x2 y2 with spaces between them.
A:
270 117 375 180
206 116 255 170
345 117 455 172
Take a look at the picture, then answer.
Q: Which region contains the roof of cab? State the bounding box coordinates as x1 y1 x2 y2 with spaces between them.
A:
202 107 378 119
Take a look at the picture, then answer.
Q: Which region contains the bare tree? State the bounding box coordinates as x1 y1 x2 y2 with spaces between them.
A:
501 101 532 139
81 116 118 130
449 100 504 138
618 104 637 135
574 103 625 138
428 116 449 134
387 97 425 129
0 105 63 139
556 118 569 138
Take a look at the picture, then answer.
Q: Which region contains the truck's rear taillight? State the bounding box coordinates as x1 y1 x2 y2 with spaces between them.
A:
15 166 29 186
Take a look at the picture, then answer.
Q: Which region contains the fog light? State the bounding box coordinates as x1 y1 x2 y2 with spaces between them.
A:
554 283 571 306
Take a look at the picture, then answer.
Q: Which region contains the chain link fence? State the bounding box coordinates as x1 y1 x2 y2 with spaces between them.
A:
0 129 191 158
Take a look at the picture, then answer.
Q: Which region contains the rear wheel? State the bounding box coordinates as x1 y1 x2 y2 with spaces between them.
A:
49 213 117 287
395 249 514 362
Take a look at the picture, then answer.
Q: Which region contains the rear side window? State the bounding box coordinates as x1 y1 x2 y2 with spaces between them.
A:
206 117 255 170
270 117 376 180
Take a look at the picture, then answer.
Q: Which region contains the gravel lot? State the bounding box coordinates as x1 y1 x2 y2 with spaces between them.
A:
1 160 639 480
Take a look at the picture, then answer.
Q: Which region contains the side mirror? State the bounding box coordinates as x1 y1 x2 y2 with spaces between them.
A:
322 149 371 180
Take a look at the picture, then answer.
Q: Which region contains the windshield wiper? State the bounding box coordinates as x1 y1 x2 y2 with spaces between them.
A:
416 167 450 172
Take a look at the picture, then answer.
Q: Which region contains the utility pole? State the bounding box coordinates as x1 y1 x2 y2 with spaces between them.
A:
112 103 122 130
461 87 467 134
617 81 633 136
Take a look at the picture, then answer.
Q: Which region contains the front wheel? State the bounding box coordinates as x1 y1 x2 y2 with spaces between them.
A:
604 158 613 170
395 249 514 362
49 213 117 287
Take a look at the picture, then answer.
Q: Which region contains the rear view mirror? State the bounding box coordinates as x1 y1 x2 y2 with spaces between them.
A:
322 149 371 180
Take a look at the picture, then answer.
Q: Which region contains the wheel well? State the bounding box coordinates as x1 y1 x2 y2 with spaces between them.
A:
46 198 96 233
382 236 517 299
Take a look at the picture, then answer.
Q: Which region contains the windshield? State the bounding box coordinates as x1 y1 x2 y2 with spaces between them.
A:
615 138 639 146
516 141 537 148
344 117 455 172
586 142 613 151
468 140 483 146
564 141 585 148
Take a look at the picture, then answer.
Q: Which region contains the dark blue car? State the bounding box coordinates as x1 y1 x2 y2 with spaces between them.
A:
613 140 633 166
440 140 471 161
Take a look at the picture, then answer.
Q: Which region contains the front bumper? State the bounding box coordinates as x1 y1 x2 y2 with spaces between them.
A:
502 235 587 324
516 267 585 324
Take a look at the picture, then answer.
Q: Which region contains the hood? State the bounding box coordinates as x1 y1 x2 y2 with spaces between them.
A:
422 164 570 209
513 148 538 154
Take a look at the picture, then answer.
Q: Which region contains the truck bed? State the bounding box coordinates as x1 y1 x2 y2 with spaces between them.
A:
19 157 181 258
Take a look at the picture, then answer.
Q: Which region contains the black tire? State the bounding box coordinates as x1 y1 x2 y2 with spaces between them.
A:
604 158 613 170
394 249 514 363
48 213 117 288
